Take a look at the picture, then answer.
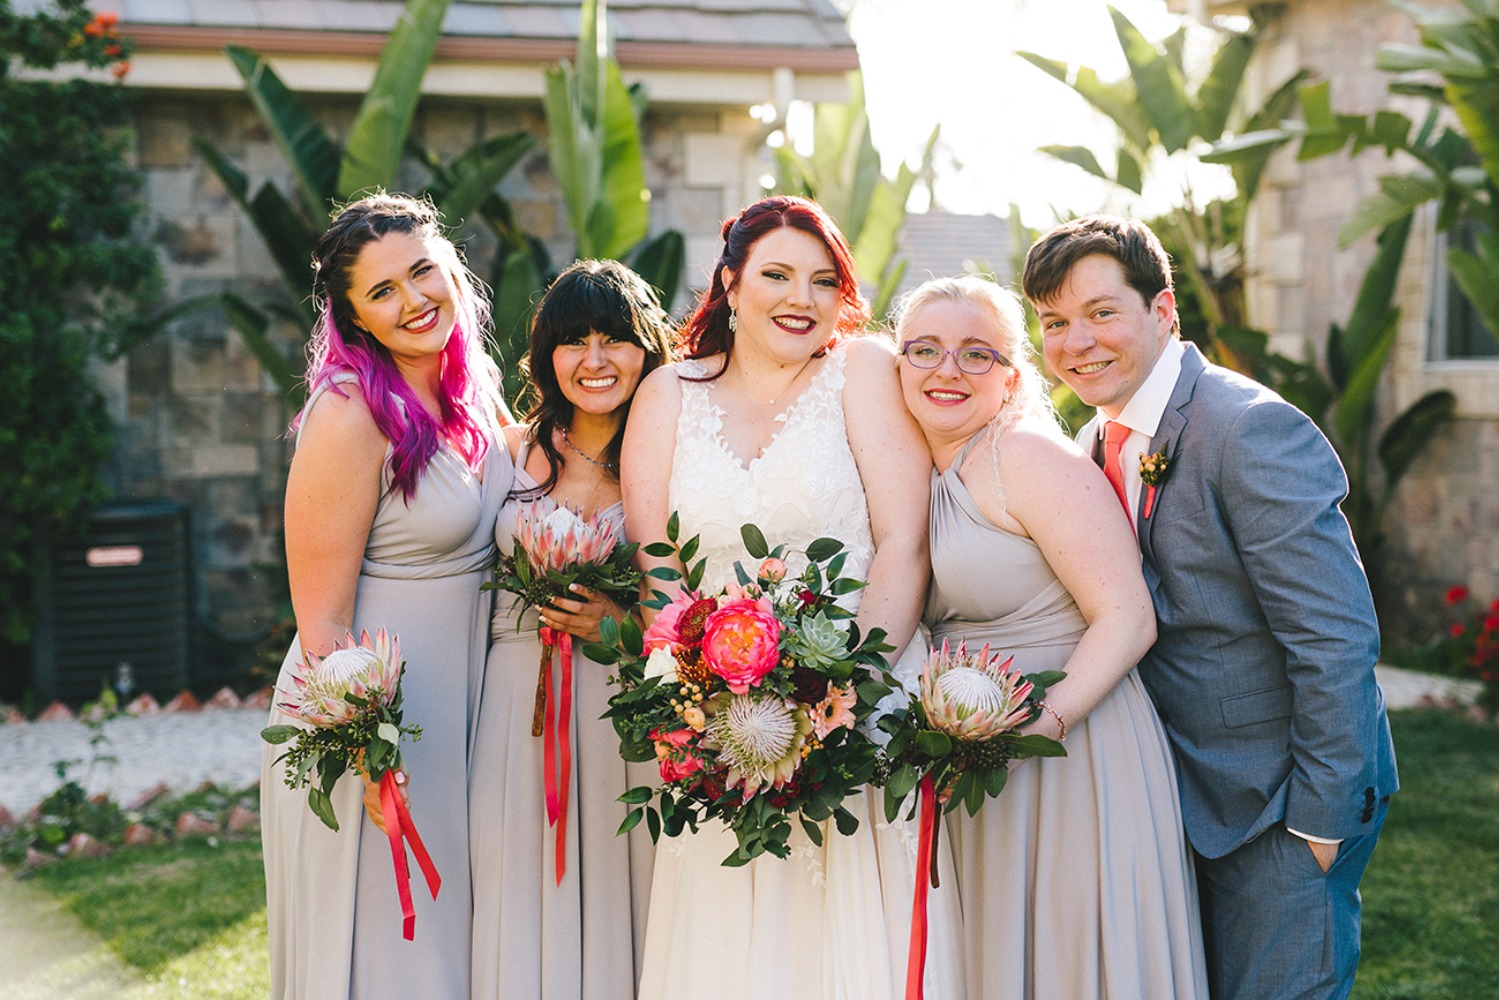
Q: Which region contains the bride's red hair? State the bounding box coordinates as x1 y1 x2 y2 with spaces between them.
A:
680 196 870 370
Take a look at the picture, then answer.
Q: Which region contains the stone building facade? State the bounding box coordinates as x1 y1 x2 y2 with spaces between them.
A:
85 0 857 687
1169 0 1499 643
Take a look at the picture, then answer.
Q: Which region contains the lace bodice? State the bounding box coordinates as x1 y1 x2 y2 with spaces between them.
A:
668 346 874 596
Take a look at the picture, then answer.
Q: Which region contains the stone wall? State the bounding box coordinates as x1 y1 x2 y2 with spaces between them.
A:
99 90 763 682
1241 0 1499 642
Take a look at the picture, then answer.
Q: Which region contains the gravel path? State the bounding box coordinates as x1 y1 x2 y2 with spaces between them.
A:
0 707 267 816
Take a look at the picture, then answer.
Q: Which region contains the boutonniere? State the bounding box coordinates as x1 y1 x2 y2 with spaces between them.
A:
1138 449 1172 519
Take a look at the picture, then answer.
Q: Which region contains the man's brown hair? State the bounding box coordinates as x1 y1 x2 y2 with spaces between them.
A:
1021 215 1175 320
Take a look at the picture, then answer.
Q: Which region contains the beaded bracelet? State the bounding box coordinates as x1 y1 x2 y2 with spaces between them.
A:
1037 700 1067 742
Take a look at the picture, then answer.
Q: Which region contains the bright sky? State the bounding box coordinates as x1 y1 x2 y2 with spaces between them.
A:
840 0 1216 227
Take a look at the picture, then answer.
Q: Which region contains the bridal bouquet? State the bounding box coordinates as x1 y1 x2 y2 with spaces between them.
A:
261 629 440 940
878 640 1065 998
591 515 895 865
487 500 641 883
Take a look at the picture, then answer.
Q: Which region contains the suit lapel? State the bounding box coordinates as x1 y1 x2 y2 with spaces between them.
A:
1138 344 1205 563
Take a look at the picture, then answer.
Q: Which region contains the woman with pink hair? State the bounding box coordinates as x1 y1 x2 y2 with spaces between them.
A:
260 193 512 998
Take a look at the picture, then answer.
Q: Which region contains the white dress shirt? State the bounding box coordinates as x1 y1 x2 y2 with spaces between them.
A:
1080 337 1185 534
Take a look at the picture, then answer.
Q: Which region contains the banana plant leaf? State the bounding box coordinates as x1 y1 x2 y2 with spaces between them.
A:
629 229 685 312
1378 390 1457 487
1111 5 1194 153
192 136 319 320
224 46 338 214
338 0 452 198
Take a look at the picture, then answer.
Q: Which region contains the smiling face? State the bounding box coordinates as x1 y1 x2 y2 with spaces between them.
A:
345 231 459 365
898 300 1020 457
1036 254 1175 417
722 226 843 365
551 330 648 419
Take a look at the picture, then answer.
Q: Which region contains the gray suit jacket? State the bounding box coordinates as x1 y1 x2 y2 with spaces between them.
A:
1114 344 1397 859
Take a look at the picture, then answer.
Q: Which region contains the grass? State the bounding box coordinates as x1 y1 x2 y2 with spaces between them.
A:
26 837 268 999
1353 709 1499 999
10 709 1497 998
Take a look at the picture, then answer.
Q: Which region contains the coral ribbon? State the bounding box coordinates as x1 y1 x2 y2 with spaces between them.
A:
906 774 939 1000
539 626 574 886
378 770 441 941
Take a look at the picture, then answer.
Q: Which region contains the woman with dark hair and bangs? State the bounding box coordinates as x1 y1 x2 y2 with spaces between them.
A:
260 193 513 999
469 258 673 999
622 196 964 1000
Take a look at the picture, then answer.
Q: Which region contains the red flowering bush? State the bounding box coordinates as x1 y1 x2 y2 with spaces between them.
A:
1434 585 1499 717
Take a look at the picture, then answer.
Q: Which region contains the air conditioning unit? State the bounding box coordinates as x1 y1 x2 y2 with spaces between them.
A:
32 500 191 704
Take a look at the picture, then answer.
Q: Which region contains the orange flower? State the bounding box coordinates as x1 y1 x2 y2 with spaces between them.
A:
111 60 131 80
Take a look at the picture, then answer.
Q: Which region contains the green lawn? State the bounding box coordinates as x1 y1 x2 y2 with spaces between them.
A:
28 838 268 999
15 709 1499 998
1353 709 1499 999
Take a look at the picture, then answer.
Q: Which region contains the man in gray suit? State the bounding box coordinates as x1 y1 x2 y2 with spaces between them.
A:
1021 216 1397 1000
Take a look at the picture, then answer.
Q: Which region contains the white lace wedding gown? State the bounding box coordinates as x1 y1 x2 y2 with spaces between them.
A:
636 346 964 1000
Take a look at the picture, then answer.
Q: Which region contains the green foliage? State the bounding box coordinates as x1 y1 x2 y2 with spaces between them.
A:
503 0 684 391
1204 1 1499 339
772 71 939 320
1020 5 1307 365
0 0 160 644
30 836 268 990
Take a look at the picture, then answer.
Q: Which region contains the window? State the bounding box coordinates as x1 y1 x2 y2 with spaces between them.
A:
1430 216 1499 362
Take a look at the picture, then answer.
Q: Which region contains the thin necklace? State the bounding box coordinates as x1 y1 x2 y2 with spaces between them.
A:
736 355 815 407
561 427 615 473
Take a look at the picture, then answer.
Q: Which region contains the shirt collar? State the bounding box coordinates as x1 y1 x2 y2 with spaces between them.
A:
1103 337 1185 441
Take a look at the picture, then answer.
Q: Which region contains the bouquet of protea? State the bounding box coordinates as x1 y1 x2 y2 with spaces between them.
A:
488 499 641 884
591 514 895 866
262 629 440 941
878 640 1065 999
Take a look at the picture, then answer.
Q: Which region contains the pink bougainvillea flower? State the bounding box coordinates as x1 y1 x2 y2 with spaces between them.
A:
701 599 781 694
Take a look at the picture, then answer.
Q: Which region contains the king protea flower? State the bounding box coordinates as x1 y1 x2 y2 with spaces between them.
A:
705 694 812 800
920 640 1033 739
280 628 403 727
516 501 622 574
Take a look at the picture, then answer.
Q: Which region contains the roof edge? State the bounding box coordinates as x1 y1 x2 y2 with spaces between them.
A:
125 24 860 74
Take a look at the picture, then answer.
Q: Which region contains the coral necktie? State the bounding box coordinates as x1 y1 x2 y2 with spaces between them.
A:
1101 420 1131 517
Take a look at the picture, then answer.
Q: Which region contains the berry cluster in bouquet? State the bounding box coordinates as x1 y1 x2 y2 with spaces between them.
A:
486 499 642 883
262 628 439 940
877 640 1066 998
589 515 896 866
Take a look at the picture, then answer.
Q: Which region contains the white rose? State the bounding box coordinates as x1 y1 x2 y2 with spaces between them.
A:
644 646 679 684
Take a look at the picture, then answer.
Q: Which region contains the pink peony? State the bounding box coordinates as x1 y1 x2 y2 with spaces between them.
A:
652 727 705 783
701 599 782 694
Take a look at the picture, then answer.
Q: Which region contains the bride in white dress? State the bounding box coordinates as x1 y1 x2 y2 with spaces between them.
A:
622 196 963 1000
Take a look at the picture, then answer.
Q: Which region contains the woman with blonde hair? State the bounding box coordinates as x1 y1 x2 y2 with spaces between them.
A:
895 275 1207 999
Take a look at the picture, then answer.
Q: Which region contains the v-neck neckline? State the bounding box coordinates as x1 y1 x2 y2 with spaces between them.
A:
703 351 834 472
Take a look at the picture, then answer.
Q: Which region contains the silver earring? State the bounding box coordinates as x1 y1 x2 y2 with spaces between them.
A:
728 308 738 333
